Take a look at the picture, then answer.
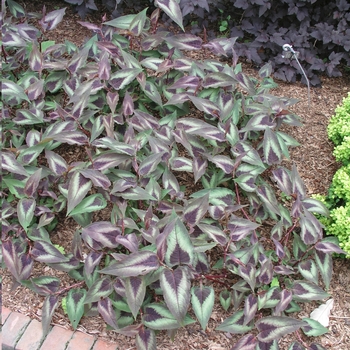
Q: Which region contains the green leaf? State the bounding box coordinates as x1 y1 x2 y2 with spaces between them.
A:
219 289 232 311
67 289 86 329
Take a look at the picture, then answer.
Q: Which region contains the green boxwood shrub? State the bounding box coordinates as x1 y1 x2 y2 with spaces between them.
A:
316 94 350 256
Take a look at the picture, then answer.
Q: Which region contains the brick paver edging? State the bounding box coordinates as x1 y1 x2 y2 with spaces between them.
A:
1 307 121 350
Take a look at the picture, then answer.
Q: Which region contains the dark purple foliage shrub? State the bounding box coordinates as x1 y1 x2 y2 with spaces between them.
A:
64 0 350 85
2 1 346 349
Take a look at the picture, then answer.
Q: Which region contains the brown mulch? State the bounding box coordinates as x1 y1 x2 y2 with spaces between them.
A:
3 1 350 349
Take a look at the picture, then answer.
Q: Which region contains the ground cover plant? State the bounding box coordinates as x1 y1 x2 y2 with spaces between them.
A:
1 1 347 349
314 93 350 256
64 0 350 86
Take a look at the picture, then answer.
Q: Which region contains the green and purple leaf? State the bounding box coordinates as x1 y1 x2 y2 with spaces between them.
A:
67 288 86 329
42 295 59 335
155 0 184 31
216 310 253 334
160 267 191 325
142 303 195 330
256 316 307 343
136 328 157 350
17 198 36 232
191 285 214 330
125 276 146 319
164 218 195 267
99 251 160 277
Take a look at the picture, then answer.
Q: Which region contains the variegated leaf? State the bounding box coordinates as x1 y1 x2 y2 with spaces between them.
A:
82 221 121 249
125 276 146 319
17 198 36 232
2 240 33 282
138 152 164 177
228 215 260 241
314 250 332 290
219 289 232 311
31 240 68 263
69 194 107 216
301 318 329 337
109 68 142 90
188 95 220 116
155 0 184 30
256 316 307 343
191 285 214 330
143 303 195 330
202 72 236 88
292 281 329 301
93 152 130 170
275 290 293 314
183 194 209 227
165 218 195 267
2 151 28 176
67 288 86 329
67 172 92 215
84 277 114 304
230 334 257 350
216 310 253 333
209 155 235 174
298 259 319 285
315 241 345 255
98 297 119 329
243 294 258 325
24 168 42 197
136 327 157 350
160 267 191 325
99 251 159 277
80 169 111 189
263 128 283 165
197 223 228 246
42 295 59 335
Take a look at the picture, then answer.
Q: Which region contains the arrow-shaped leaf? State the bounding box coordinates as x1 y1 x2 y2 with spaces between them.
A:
67 288 86 329
160 267 191 325
191 285 214 330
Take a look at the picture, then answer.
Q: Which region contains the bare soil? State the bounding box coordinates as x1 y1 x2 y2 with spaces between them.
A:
3 1 350 349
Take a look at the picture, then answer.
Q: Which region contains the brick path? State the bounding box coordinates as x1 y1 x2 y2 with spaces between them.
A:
1 307 121 350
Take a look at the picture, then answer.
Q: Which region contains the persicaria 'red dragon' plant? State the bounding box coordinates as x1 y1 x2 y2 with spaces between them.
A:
1 1 346 349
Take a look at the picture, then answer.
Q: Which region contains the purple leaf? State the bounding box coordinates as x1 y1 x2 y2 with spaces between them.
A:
315 241 345 255
80 169 111 189
216 310 253 333
125 276 146 319
275 290 293 314
98 297 119 329
2 151 28 176
84 277 114 304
